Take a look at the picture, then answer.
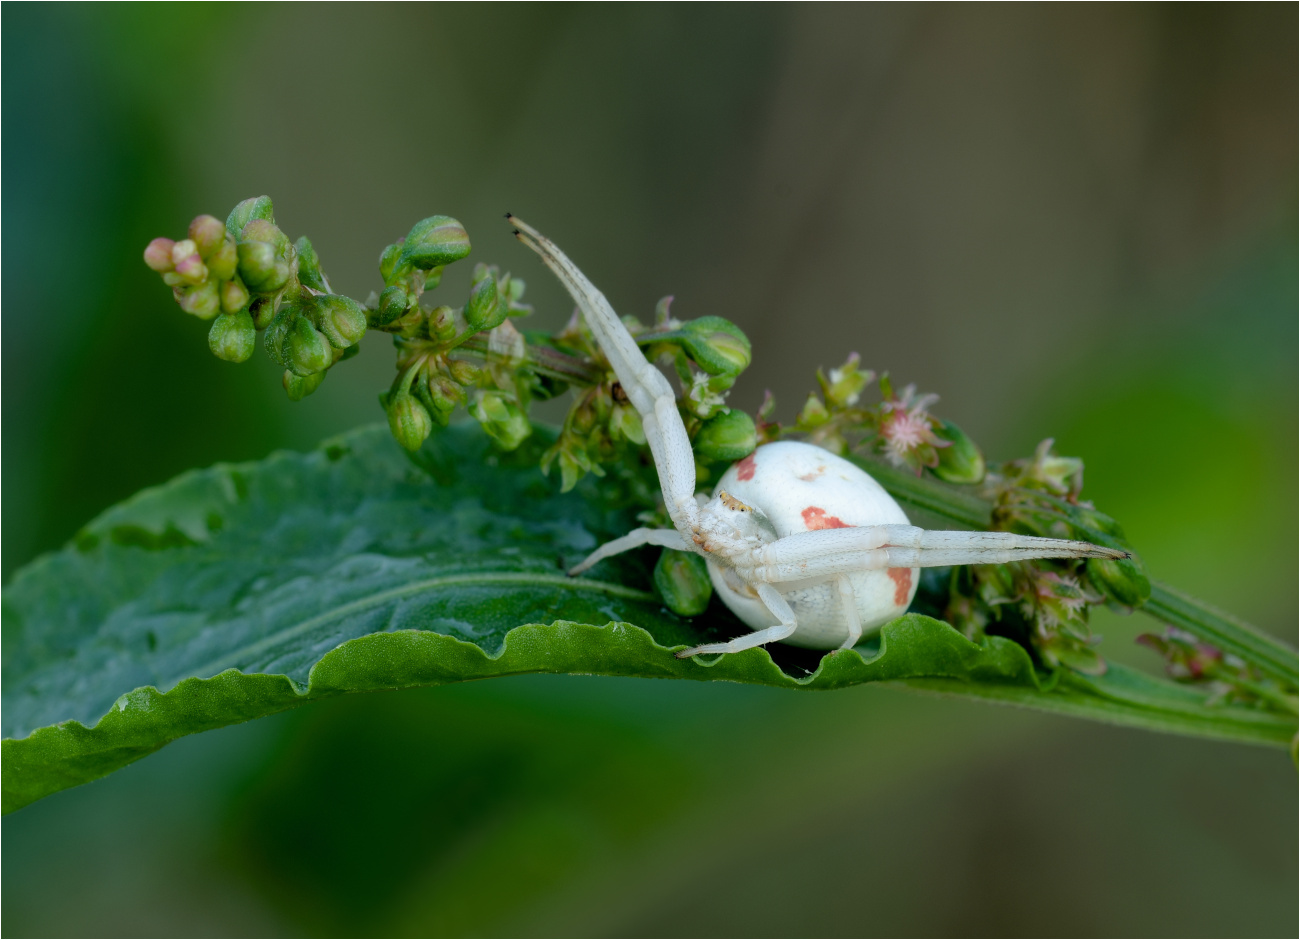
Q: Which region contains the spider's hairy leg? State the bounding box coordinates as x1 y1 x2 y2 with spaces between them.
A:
675 583 797 658
509 216 699 534
743 527 1129 583
837 576 863 650
568 527 689 576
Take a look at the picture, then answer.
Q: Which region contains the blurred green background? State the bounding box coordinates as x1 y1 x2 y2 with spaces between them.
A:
3 4 1296 936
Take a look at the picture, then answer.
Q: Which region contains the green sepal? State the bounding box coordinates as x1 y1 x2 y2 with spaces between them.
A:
654 549 713 617
295 236 327 292
225 196 274 238
375 285 409 325
932 419 987 485
283 368 326 401
286 317 332 376
263 304 298 367
384 391 433 451
1087 555 1152 610
465 270 504 332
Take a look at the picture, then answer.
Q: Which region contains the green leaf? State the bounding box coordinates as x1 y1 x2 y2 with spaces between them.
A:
3 425 1293 815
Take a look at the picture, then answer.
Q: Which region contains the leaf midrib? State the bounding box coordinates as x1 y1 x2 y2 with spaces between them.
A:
175 572 657 688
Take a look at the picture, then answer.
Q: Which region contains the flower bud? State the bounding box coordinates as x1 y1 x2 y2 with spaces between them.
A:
680 317 751 375
428 374 465 413
608 402 646 445
283 369 325 402
931 420 986 485
263 305 296 364
313 294 367 348
249 295 277 330
399 215 471 271
176 280 221 319
143 238 175 272
208 309 256 362
237 241 290 292
376 285 408 325
240 218 290 253
819 352 870 409
796 393 830 429
694 409 757 462
654 549 713 617
226 195 274 237
287 317 332 375
446 359 480 385
220 278 250 314
386 391 432 451
189 215 226 258
379 242 405 284
464 270 504 332
470 391 530 450
170 239 208 285
206 238 239 281
430 305 458 343
295 236 327 292
1086 556 1151 610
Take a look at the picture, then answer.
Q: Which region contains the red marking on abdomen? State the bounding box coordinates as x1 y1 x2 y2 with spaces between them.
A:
887 568 912 606
802 506 850 530
735 453 757 481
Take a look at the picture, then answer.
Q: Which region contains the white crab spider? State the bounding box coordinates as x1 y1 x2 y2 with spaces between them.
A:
509 217 1128 659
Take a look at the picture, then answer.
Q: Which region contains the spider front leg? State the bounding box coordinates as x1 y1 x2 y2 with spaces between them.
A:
510 216 702 537
568 527 688 576
675 583 798 658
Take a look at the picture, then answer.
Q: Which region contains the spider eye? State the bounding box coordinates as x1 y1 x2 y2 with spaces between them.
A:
718 491 753 513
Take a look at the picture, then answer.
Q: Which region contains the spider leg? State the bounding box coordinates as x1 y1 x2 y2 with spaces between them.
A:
744 528 1128 583
837 576 863 650
568 527 689 576
510 217 699 534
675 583 797 658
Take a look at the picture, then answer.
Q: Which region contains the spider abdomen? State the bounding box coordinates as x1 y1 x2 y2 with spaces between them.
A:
707 440 918 649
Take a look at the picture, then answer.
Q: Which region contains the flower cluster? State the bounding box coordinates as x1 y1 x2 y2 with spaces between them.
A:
1137 628 1298 712
144 198 756 487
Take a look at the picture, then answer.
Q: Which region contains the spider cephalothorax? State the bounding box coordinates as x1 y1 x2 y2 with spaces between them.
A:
509 217 1128 659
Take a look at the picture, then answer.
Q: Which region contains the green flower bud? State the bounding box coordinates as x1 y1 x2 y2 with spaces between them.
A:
220 278 250 314
263 304 298 366
429 306 458 343
208 309 256 362
931 420 986 485
680 317 752 375
446 359 480 385
607 402 645 444
464 270 504 332
237 241 290 292
376 285 408 325
206 238 239 281
143 238 175 272
295 236 327 292
312 294 367 348
226 195 274 237
283 369 325 402
287 317 332 375
189 215 226 257
470 391 530 450
654 549 713 617
379 242 405 284
428 374 465 413
694 409 757 462
1086 555 1151 610
240 218 290 254
249 295 277 330
399 215 471 271
176 280 221 319
386 391 433 451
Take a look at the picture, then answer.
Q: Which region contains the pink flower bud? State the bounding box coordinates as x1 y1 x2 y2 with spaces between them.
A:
173 252 208 286
143 238 176 272
188 215 226 258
